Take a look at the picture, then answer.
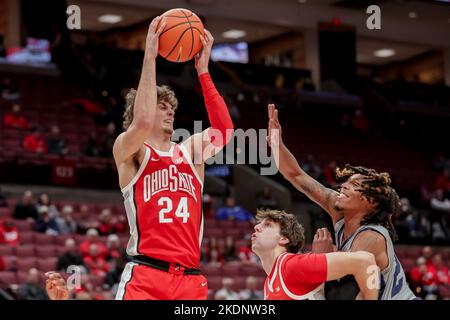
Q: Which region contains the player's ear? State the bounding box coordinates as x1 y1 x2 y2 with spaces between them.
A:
279 236 290 246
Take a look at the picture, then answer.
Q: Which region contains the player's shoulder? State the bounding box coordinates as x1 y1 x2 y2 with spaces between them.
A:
283 252 326 267
351 229 387 253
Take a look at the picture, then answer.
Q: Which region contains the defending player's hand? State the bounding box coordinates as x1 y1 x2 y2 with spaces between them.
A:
267 104 282 148
311 228 336 253
145 16 166 60
195 29 214 74
45 271 70 300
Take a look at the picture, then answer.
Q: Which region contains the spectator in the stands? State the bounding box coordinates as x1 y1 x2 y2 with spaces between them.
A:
56 238 87 273
323 160 338 188
37 193 59 218
202 194 215 219
409 257 434 298
56 205 77 235
13 190 38 221
433 152 450 172
256 187 278 210
0 219 20 246
421 246 434 268
83 132 100 157
23 127 48 154
429 189 450 242
214 277 239 300
76 204 99 234
302 154 322 182
205 237 223 266
35 206 60 235
83 243 109 277
395 198 429 242
1 78 20 101
239 276 263 300
98 122 116 157
3 104 29 129
47 125 68 155
105 256 126 296
436 169 450 192
79 228 108 259
216 197 254 222
223 235 237 262
98 209 115 236
430 254 450 286
238 237 259 265
111 214 127 234
18 268 48 300
351 109 369 132
105 234 123 261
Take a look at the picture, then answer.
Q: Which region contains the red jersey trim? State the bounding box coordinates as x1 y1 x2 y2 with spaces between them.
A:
121 146 151 193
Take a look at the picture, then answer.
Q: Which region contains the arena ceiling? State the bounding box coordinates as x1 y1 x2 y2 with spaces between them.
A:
68 0 450 65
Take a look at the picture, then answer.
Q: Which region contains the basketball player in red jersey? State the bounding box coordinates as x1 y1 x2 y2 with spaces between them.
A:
252 210 379 300
113 16 234 300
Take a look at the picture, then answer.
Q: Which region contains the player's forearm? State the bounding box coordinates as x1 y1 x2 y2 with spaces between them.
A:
199 72 234 146
351 252 379 300
133 56 157 128
277 142 305 180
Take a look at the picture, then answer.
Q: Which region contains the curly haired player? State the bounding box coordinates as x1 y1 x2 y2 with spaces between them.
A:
266 104 417 300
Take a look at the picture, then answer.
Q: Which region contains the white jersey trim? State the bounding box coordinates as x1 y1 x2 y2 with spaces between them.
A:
121 146 150 194
277 253 325 300
147 141 175 157
178 142 204 190
115 262 137 300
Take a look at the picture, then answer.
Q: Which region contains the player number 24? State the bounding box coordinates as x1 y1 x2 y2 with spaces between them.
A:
158 197 190 223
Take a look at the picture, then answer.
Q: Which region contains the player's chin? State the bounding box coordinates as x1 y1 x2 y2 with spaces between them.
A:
163 126 174 134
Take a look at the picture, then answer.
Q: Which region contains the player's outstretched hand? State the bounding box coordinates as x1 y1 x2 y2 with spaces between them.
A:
45 271 70 300
311 228 336 253
146 16 166 60
267 104 282 148
195 29 214 74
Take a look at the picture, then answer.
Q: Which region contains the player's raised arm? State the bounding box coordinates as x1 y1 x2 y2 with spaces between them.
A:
267 104 342 225
183 29 234 162
325 251 380 300
113 16 166 163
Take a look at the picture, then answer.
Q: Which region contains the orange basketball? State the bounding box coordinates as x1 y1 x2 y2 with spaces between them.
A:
158 8 204 63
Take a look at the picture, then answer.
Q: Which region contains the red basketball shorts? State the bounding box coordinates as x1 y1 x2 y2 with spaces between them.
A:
115 262 208 300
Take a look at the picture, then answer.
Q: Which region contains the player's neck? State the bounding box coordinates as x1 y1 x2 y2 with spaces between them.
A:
145 133 172 151
258 248 286 275
343 213 365 242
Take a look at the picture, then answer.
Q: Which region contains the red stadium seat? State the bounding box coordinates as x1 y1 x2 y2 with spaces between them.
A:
439 285 450 299
232 276 246 291
37 258 58 272
19 232 34 244
3 256 17 271
13 220 33 232
35 245 57 258
224 229 241 239
222 263 242 277
34 233 57 246
204 228 224 238
217 220 235 229
207 276 223 291
0 207 11 217
204 219 217 228
16 258 38 272
399 258 416 273
241 264 265 277
0 245 15 256
201 264 222 277
0 272 17 287
90 275 106 289
15 245 36 257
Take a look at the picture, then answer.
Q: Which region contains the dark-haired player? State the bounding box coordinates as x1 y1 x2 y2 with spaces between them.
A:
267 104 416 300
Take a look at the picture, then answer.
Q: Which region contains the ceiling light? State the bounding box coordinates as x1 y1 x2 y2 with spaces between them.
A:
374 49 396 58
222 30 247 39
98 14 123 24
298 0 307 3
408 11 417 18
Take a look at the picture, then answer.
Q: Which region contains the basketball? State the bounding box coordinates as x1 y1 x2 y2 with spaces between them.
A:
158 8 204 63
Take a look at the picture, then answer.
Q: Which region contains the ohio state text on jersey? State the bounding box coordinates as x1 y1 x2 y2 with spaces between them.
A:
121 142 203 269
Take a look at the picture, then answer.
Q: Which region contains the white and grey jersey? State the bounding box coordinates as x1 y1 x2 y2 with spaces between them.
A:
334 219 418 300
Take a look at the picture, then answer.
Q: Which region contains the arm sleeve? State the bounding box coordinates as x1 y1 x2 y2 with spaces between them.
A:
198 73 234 147
283 253 328 285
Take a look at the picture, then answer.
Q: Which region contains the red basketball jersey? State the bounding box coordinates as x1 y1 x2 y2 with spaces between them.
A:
121 142 203 269
264 252 327 300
